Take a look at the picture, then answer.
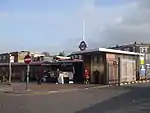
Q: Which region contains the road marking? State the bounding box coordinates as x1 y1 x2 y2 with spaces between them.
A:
48 91 59 94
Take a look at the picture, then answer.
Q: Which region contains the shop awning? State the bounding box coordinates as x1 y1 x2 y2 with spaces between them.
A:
0 61 52 66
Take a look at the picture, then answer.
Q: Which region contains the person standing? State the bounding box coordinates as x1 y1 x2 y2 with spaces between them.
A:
84 69 89 84
38 73 43 85
37 67 43 85
93 70 100 84
55 69 60 83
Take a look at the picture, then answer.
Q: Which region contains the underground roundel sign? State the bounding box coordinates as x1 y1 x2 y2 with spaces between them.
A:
79 41 87 51
24 55 31 64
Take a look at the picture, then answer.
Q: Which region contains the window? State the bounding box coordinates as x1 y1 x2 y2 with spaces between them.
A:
145 48 148 53
3 55 6 60
130 47 133 52
140 47 145 53
148 47 150 53
133 47 136 52
140 47 149 53
78 55 82 60
0 56 2 60
140 48 142 53
71 56 74 60
143 48 146 52
77 55 80 59
75 55 78 59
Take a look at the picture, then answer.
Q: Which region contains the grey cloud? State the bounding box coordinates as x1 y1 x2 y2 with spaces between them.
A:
59 0 150 53
85 0 150 48
122 11 150 25
138 0 150 9
100 25 150 46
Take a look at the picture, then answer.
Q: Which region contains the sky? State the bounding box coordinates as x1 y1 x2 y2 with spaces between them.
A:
0 0 150 55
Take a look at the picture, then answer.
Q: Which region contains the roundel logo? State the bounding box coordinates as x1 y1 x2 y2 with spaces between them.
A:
79 41 87 51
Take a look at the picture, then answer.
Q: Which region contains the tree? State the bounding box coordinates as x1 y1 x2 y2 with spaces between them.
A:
58 51 65 56
42 52 50 57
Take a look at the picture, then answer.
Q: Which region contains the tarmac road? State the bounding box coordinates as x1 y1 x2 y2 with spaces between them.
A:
0 83 150 113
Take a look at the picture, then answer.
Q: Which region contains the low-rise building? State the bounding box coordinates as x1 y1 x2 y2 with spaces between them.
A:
0 53 10 63
0 51 48 82
70 47 142 85
0 51 46 64
109 42 150 79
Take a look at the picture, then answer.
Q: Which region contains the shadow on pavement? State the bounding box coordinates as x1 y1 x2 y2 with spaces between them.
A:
76 84 150 113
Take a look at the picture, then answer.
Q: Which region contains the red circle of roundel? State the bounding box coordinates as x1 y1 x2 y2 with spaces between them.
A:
24 55 31 64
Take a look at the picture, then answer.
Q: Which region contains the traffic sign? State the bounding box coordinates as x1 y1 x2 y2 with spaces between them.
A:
24 54 31 90
24 55 31 64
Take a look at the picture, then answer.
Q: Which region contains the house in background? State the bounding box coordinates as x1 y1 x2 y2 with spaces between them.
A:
0 51 50 82
109 42 150 79
0 53 10 63
108 42 150 54
0 51 46 64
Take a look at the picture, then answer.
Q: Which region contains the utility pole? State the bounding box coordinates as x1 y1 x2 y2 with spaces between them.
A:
26 64 30 90
118 57 121 86
8 53 12 85
144 51 147 79
82 19 85 41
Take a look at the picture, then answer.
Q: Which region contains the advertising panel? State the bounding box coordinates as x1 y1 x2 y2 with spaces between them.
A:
18 51 29 63
140 56 144 65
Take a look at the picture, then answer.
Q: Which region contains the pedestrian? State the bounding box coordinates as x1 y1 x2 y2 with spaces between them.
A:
55 69 60 84
84 69 89 84
37 74 42 85
37 68 43 85
94 70 100 84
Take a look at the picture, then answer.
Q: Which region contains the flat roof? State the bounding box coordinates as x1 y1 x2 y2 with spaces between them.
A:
71 48 143 56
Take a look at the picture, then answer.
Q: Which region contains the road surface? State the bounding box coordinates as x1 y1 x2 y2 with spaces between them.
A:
0 83 150 113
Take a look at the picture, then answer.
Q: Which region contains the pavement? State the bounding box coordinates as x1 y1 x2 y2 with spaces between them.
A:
0 83 150 113
0 83 109 95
